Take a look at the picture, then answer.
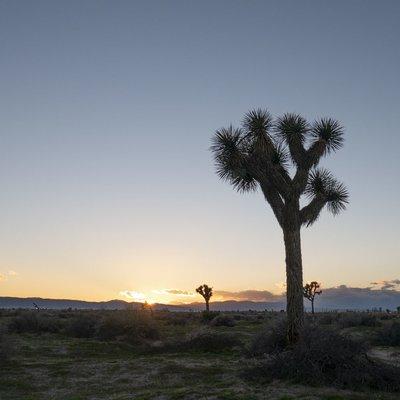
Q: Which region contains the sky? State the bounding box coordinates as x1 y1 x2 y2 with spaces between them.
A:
0 0 399 304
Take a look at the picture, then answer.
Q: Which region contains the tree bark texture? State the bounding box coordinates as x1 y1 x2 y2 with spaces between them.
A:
283 228 304 343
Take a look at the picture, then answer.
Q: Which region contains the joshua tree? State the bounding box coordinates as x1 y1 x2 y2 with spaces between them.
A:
211 109 348 343
196 284 213 311
303 281 322 314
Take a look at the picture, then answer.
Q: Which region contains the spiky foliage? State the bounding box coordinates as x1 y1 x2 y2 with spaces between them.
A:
303 281 322 314
310 118 344 155
211 127 257 193
211 109 348 343
211 109 348 227
196 284 213 311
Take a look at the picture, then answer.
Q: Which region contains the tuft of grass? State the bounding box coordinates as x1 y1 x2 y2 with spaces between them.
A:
373 321 400 346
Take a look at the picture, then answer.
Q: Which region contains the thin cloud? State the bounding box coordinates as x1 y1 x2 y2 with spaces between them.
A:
0 270 19 282
165 289 194 296
151 289 195 297
119 290 146 301
370 279 400 290
214 290 282 302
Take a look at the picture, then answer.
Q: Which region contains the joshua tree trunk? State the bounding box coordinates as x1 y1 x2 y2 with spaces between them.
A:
211 109 349 344
311 299 315 314
205 300 210 312
283 228 304 343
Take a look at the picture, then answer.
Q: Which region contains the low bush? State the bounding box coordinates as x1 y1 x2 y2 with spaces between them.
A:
337 312 381 328
200 311 220 323
315 313 337 326
0 331 12 365
8 312 63 334
66 315 97 338
96 310 159 343
210 314 236 327
244 324 400 392
163 313 190 326
373 321 400 346
182 329 242 352
248 317 287 356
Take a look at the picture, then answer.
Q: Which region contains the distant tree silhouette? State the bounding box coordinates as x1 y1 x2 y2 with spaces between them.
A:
303 281 322 314
196 284 213 311
211 109 348 343
397 306 400 314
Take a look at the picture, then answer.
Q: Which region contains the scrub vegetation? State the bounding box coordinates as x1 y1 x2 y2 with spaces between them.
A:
1 308 400 399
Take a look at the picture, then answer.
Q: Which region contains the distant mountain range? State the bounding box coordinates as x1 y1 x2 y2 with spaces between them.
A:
0 296 284 311
1 287 400 311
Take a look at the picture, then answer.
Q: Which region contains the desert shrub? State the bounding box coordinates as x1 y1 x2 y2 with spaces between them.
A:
8 312 63 334
244 324 400 392
0 331 12 365
163 313 190 326
248 317 287 356
200 311 220 323
96 310 159 343
210 314 236 327
315 313 337 325
232 314 243 321
58 310 76 319
182 329 242 352
373 321 400 346
8 312 39 333
66 315 97 338
337 312 381 328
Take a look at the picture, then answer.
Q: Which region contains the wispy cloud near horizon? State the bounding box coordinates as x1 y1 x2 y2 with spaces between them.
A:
118 281 400 310
0 270 19 282
213 290 281 302
370 279 400 290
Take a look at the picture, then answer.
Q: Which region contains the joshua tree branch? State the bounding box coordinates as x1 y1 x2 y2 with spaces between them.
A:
259 180 285 227
292 167 310 194
288 138 307 167
300 196 327 226
250 157 292 200
306 140 326 166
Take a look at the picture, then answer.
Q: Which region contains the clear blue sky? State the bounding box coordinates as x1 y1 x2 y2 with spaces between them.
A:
0 0 399 302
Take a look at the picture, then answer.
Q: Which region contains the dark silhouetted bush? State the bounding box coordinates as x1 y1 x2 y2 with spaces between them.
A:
182 329 242 352
67 315 97 338
210 314 236 327
373 321 400 346
337 312 381 328
0 331 12 365
8 312 62 334
200 311 220 323
245 324 400 392
96 310 159 343
8 312 39 333
315 313 337 325
248 317 287 356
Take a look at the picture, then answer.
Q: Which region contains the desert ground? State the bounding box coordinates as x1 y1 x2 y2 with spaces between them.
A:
1 308 400 400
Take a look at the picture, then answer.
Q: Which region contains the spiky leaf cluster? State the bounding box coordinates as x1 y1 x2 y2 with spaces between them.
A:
306 168 349 215
303 281 322 301
310 118 344 155
196 284 213 301
211 109 349 229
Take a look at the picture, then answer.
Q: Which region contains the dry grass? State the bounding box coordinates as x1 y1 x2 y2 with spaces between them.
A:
0 309 399 399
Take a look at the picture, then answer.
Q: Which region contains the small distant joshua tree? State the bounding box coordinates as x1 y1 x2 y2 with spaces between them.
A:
211 109 348 343
303 281 322 314
196 284 213 311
